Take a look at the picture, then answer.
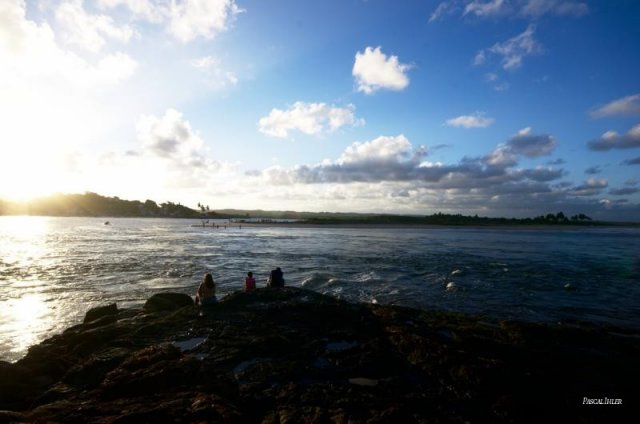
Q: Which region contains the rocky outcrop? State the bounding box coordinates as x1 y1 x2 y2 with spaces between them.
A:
143 292 194 312
0 288 637 422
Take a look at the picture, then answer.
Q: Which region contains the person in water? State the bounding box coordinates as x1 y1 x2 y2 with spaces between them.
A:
245 271 256 292
195 273 217 305
267 267 285 288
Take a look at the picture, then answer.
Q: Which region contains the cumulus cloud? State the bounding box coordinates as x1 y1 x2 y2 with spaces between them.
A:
505 127 556 157
137 108 204 161
238 130 640 220
445 112 494 128
258 102 362 138
475 24 542 71
97 0 241 42
590 94 640 118
588 124 640 151
0 0 137 87
352 46 411 94
131 108 236 187
253 133 566 191
191 55 238 89
56 0 135 53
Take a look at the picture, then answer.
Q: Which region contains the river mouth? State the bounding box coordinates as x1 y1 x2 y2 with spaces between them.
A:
1 216 639 362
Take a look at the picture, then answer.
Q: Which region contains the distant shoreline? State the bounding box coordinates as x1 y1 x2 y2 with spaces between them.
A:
2 214 639 228
192 221 640 230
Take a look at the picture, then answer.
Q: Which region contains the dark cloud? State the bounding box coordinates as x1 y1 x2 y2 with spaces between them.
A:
519 167 565 182
588 124 640 151
622 156 640 165
506 129 556 158
569 179 608 197
609 187 640 196
584 165 602 175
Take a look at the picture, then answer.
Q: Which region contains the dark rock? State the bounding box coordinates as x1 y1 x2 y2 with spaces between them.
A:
84 303 118 324
143 292 194 312
0 288 638 422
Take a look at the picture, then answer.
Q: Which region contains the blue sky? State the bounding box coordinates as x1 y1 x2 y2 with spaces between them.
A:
1 0 639 220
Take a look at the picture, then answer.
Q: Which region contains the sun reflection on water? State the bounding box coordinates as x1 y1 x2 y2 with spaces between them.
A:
0 294 52 361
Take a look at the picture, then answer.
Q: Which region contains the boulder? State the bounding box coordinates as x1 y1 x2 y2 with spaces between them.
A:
144 293 193 312
84 304 118 324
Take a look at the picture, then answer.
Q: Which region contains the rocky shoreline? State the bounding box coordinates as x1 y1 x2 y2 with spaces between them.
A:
1 288 637 423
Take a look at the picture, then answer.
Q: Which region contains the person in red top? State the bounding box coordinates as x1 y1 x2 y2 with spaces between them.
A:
245 271 256 292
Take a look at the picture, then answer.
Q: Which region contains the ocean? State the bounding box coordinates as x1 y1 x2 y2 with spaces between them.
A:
1 216 639 362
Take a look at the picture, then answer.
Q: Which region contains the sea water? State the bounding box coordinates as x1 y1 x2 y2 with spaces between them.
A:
1 216 639 362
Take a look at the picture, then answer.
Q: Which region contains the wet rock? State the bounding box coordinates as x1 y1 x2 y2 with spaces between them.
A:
0 287 637 423
144 292 194 312
84 303 118 324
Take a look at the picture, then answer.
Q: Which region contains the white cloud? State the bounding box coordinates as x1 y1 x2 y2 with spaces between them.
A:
429 0 460 23
464 0 508 17
352 46 411 94
168 0 242 43
258 102 362 138
56 0 135 53
0 0 137 87
338 135 416 164
137 108 203 160
429 0 588 22
445 112 495 128
191 55 238 89
98 0 166 23
475 24 542 71
97 0 242 42
590 94 640 118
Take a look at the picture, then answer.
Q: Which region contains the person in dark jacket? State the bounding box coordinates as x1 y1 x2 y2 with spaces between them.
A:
267 267 285 288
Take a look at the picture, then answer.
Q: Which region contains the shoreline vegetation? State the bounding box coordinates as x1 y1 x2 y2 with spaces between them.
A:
0 288 636 421
1 192 638 227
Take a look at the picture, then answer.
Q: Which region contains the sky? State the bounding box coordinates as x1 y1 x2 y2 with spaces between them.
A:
1 0 639 220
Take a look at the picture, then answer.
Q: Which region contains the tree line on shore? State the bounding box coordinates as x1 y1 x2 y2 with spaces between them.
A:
0 192 623 226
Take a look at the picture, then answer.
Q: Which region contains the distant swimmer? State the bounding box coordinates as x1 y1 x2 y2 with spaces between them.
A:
195 273 217 305
104 221 110 225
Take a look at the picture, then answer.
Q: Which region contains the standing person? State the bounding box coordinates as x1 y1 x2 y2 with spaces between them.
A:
195 273 217 305
267 267 285 288
245 271 256 292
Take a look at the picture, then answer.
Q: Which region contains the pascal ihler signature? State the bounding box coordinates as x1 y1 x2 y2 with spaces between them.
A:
583 397 623 405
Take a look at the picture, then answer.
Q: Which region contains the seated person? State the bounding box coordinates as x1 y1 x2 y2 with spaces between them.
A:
267 267 285 288
195 273 217 305
245 271 256 292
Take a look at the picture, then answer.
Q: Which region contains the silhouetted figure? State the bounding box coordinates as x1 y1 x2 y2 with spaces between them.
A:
245 271 256 292
195 273 217 305
267 267 285 288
